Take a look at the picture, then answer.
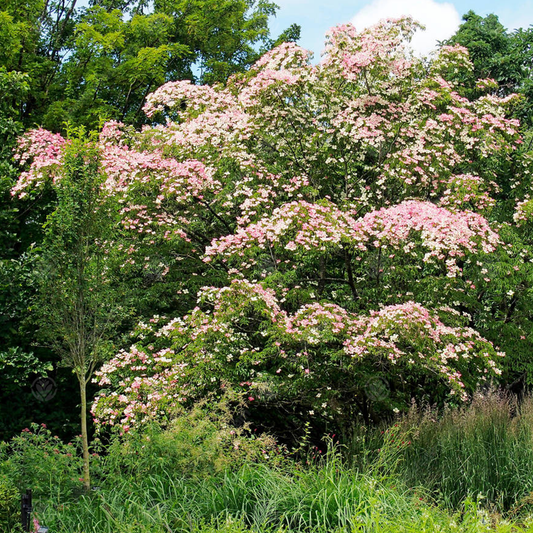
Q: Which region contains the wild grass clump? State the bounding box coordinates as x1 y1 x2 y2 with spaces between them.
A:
7 392 533 532
353 391 533 513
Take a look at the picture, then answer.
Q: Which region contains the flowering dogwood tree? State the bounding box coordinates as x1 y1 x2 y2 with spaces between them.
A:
14 17 530 432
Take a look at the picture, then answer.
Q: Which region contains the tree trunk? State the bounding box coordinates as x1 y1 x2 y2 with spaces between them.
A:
79 377 91 491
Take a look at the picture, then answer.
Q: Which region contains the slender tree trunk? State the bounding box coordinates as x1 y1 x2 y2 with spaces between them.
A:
79 377 91 491
343 246 358 300
318 256 326 295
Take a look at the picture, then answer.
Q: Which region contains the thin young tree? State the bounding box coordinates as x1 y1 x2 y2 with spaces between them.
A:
34 130 123 490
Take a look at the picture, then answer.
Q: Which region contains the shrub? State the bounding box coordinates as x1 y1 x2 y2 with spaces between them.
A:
0 423 84 500
102 393 287 483
0 477 21 532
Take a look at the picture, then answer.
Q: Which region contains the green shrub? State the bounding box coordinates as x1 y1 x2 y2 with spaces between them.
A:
0 477 21 532
0 422 84 500
102 394 287 483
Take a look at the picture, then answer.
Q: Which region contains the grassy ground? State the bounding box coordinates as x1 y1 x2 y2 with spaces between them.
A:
5 392 533 532
35 457 533 533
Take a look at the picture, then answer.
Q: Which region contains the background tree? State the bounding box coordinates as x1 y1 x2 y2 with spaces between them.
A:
447 11 533 127
153 0 296 84
0 0 300 131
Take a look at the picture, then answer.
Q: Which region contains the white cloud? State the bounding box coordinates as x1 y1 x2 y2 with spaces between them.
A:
351 0 461 56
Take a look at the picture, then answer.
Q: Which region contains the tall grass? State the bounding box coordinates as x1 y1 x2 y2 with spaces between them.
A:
349 391 533 513
36 446 530 533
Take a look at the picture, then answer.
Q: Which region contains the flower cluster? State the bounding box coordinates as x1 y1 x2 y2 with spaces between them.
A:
357 201 500 276
143 79 234 118
206 200 499 277
92 283 504 431
92 345 190 432
204 200 364 262
12 129 66 197
344 301 503 399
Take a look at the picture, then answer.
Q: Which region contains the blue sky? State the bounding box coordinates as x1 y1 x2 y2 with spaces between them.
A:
268 0 533 58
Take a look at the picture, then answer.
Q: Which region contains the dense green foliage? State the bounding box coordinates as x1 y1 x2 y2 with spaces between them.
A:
0 477 21 532
447 11 533 126
0 0 298 131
